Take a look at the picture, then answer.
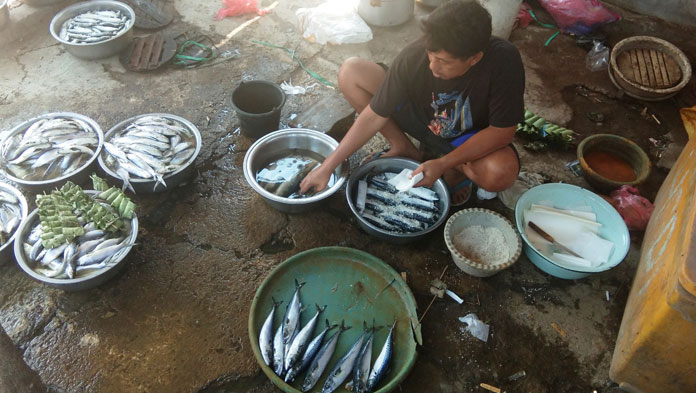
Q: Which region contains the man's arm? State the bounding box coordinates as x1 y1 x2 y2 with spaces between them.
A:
300 106 389 194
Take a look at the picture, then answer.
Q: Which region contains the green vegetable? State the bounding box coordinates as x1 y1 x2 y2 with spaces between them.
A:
516 109 575 151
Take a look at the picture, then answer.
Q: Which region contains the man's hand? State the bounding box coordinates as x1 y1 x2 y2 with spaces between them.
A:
412 158 447 188
299 164 332 194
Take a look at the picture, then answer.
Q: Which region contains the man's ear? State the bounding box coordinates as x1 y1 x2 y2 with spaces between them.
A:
470 51 484 66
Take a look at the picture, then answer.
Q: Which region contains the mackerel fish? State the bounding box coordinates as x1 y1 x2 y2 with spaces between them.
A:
301 321 350 392
358 172 441 234
321 329 367 393
284 319 336 383
284 304 326 381
259 298 282 367
365 320 397 392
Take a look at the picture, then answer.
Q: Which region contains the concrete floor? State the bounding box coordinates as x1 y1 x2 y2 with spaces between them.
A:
0 0 695 392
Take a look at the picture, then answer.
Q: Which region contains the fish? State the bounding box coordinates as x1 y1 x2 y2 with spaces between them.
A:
102 115 197 191
361 211 400 232
0 116 98 182
285 319 337 383
365 320 397 392
284 304 326 381
260 297 282 367
24 195 134 280
272 325 285 376
321 329 367 393
274 161 319 198
76 241 133 267
352 322 376 393
302 321 351 392
59 9 131 44
282 279 305 347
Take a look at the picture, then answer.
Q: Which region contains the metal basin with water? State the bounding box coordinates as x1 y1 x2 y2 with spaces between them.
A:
243 128 347 213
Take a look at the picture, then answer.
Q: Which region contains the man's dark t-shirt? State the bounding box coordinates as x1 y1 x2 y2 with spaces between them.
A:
370 37 525 151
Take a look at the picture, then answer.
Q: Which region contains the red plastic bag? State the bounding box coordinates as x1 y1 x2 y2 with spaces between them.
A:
537 0 620 35
215 0 270 21
610 185 654 231
515 2 533 30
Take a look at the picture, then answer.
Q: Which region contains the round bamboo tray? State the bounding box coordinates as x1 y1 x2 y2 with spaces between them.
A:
609 36 691 101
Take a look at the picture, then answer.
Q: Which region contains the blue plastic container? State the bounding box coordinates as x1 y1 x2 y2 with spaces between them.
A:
514 183 630 279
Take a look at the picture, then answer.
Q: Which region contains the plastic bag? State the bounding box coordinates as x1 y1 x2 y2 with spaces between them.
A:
609 185 654 231
515 2 533 30
585 40 609 71
215 0 269 21
537 0 620 35
459 313 490 343
295 1 373 45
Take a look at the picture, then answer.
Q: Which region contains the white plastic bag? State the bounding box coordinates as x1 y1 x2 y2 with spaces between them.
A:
296 1 373 45
585 40 610 71
459 313 490 342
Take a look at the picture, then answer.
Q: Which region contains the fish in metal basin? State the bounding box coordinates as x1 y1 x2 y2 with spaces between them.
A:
259 297 282 367
23 216 133 280
102 115 197 192
358 172 441 234
302 321 350 392
284 304 326 381
0 116 98 182
365 320 397 392
256 155 321 199
59 9 132 44
285 319 337 383
321 329 367 393
0 192 22 245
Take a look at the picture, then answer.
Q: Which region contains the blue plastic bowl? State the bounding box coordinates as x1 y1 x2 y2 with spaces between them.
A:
514 183 630 279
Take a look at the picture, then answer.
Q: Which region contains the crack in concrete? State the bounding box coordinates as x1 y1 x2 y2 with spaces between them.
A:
17 307 59 352
14 43 61 58
13 55 27 84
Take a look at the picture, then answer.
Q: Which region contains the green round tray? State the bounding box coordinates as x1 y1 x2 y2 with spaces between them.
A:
248 246 420 393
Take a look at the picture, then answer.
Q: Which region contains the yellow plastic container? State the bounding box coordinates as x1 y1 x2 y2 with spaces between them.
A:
609 132 696 392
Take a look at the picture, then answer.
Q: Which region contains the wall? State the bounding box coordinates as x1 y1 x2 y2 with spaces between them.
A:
606 0 696 28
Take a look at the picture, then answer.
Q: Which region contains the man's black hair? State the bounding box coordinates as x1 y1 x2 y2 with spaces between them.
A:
421 0 492 59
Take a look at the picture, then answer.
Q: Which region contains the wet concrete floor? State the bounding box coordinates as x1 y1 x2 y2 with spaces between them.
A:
0 0 695 392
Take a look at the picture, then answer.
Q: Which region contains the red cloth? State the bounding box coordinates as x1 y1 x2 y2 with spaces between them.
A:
215 0 270 21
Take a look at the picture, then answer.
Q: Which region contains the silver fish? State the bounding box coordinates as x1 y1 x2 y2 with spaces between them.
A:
76 241 133 267
321 330 367 393
259 298 282 367
284 304 326 380
282 279 305 346
285 319 336 383
302 321 351 392
272 325 285 377
365 320 396 392
352 323 375 393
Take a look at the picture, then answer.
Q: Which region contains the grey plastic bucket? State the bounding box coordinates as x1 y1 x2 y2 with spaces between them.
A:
230 80 286 139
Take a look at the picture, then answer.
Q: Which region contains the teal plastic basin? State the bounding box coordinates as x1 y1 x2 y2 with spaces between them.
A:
248 246 420 393
514 183 630 279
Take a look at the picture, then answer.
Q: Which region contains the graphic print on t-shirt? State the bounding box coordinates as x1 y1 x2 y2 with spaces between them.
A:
428 90 474 139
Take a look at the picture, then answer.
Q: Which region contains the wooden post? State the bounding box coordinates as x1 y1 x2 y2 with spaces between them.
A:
0 325 44 393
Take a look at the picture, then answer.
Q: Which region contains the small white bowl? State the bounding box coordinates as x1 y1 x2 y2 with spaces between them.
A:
444 208 522 277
